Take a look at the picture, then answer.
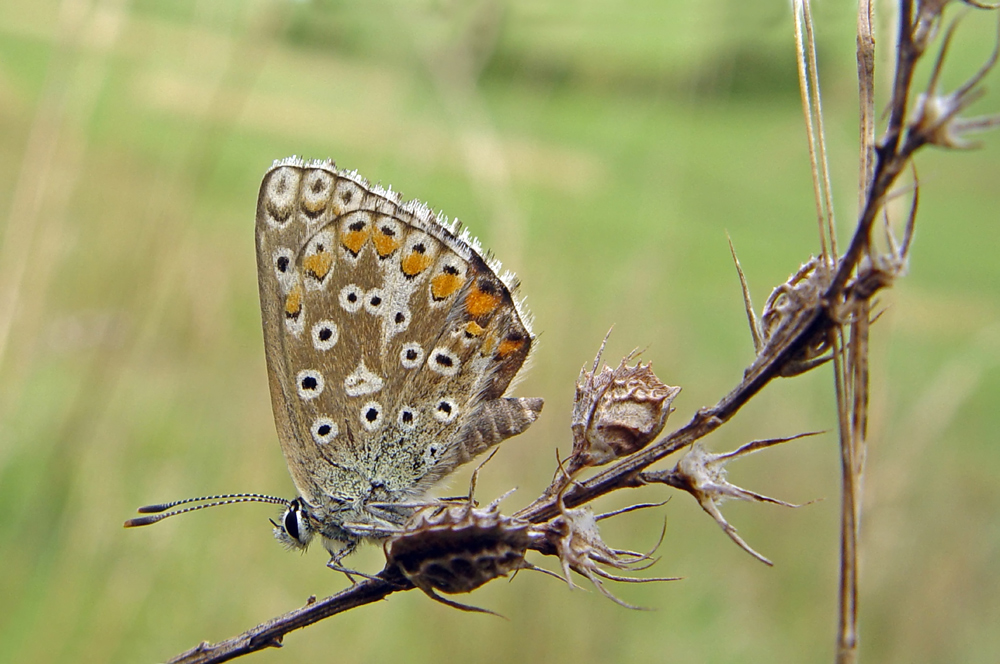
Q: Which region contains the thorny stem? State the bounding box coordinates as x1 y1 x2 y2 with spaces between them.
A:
159 2 999 662
164 567 411 664
883 1 917 158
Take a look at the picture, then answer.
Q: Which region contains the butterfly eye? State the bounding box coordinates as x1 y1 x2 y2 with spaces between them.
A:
270 500 313 550
283 508 301 542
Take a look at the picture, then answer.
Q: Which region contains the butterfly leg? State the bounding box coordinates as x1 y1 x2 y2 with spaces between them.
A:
325 541 363 582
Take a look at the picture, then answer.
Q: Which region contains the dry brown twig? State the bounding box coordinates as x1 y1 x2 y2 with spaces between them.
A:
156 2 1000 662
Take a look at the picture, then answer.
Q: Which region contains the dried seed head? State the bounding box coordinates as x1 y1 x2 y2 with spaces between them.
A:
385 501 531 602
546 504 608 576
571 338 680 469
759 257 833 344
910 11 1000 149
654 434 818 565
743 256 835 378
532 490 677 609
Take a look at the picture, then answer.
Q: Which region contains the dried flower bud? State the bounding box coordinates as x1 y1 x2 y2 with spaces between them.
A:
532 495 677 608
644 433 817 565
759 258 832 344
912 90 1000 149
385 501 531 612
909 12 1000 149
740 256 834 378
571 340 680 469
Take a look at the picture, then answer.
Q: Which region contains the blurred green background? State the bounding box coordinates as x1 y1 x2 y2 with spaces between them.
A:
1 1 999 662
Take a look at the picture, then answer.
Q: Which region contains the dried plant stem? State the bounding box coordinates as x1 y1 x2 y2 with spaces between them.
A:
857 0 876 211
836 310 871 664
836 2 875 661
793 0 838 259
831 321 858 664
164 569 411 664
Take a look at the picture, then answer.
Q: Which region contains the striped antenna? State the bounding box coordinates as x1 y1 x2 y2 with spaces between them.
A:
124 493 290 528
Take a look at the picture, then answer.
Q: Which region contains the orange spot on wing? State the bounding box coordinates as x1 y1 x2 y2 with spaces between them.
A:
431 272 465 300
303 252 333 280
496 336 526 358
341 228 369 255
465 283 500 316
464 321 485 337
401 252 433 276
285 284 303 317
373 231 402 258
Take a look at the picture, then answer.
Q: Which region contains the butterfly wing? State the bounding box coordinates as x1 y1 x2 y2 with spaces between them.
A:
255 158 541 532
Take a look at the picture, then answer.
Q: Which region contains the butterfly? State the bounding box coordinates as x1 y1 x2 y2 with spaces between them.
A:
126 158 543 567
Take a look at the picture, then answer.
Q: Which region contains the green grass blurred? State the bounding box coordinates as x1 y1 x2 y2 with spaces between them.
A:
1 1 999 662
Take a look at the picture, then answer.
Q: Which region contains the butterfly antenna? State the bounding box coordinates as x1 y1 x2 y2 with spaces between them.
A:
124 493 289 528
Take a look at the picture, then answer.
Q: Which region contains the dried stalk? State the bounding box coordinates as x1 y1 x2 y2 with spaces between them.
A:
836 1 875 661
